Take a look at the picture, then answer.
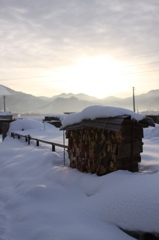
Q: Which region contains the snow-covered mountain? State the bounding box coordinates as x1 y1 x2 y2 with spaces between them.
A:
0 85 159 115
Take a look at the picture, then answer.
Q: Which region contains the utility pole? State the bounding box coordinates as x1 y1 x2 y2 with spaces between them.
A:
3 95 6 112
132 87 135 112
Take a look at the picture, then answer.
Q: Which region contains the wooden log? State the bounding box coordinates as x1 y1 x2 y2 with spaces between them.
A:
107 144 111 152
67 123 143 175
70 160 77 168
118 141 143 159
81 161 87 172
110 152 117 162
117 158 139 172
115 131 123 144
133 155 141 162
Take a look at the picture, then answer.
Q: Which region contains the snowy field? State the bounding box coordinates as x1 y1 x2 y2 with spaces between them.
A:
0 116 159 240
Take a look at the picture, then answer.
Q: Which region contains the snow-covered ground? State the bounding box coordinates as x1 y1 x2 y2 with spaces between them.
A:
0 117 159 240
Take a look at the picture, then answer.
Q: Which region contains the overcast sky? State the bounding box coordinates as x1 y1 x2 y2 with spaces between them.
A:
0 0 159 98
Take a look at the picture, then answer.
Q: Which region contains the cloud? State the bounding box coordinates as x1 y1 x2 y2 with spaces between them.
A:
1 1 159 65
0 0 159 97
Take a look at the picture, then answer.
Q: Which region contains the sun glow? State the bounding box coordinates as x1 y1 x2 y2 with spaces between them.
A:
50 55 135 98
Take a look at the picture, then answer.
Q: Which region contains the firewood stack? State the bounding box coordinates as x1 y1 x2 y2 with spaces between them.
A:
66 119 144 176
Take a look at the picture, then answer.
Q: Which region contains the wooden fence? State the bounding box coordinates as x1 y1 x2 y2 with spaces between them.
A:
11 132 68 165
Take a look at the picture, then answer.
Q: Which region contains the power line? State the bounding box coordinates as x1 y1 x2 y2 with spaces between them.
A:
122 61 159 68
1 49 159 82
121 69 159 75
0 75 54 81
117 50 159 60
3 64 159 81
0 68 159 84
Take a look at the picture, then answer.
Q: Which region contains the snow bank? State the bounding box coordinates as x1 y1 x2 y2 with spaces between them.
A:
143 124 159 139
0 117 159 239
8 118 44 133
61 105 145 128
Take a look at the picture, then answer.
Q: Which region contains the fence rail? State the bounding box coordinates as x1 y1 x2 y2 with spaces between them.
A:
11 132 68 164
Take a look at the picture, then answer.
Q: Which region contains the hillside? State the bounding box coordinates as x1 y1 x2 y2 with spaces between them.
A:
0 85 159 115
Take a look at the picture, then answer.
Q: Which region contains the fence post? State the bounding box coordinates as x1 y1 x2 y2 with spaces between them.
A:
52 144 55 152
28 135 31 145
63 130 65 166
11 133 68 156
2 123 10 141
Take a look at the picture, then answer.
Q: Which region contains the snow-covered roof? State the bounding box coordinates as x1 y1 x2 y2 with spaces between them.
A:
0 112 12 116
45 114 65 119
61 105 154 129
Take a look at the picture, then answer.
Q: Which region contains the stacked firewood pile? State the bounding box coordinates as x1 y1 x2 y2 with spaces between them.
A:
43 116 62 128
66 120 144 176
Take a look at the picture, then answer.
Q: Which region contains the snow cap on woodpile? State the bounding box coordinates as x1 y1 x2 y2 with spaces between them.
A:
61 105 146 128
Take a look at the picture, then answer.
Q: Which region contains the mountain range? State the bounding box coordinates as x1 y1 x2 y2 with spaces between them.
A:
0 85 159 115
